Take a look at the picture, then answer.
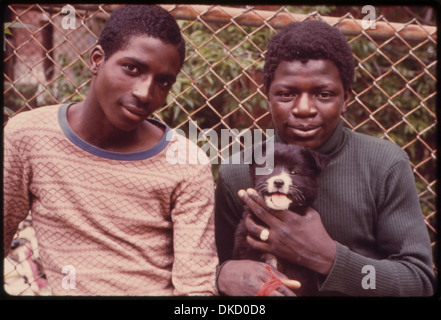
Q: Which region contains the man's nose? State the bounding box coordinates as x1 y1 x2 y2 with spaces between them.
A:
132 76 154 103
292 93 317 117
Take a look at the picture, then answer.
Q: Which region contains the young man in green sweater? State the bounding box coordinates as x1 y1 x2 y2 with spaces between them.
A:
214 20 435 296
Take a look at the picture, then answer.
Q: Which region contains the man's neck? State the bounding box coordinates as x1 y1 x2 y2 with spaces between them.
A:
66 101 164 153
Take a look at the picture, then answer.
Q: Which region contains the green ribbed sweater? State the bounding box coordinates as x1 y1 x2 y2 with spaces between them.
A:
214 120 435 296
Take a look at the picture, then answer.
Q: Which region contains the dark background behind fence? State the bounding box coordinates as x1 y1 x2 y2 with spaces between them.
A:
3 4 437 295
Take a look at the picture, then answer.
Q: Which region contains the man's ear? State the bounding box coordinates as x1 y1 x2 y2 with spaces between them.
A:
89 45 105 75
341 89 351 114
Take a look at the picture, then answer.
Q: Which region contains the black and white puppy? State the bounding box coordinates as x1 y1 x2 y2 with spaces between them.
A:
232 142 329 295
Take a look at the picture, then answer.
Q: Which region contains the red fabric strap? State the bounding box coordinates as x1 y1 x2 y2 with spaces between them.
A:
256 265 283 296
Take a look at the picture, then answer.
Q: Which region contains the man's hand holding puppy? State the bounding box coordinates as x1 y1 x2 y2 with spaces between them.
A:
217 188 336 296
239 188 337 276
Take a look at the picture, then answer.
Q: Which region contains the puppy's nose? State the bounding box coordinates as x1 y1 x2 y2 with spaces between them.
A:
274 179 284 188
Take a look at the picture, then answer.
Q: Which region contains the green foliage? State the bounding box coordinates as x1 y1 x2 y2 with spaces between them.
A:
3 83 38 123
3 22 35 50
347 34 436 182
3 22 37 120
54 54 91 103
161 20 273 135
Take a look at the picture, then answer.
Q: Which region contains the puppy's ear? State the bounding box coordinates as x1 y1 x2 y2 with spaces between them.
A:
303 148 330 172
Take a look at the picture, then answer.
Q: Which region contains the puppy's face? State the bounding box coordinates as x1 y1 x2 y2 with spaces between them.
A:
251 143 329 212
259 166 299 210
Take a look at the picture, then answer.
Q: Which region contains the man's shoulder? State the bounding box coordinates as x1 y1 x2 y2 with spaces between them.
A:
5 105 61 129
4 105 66 158
346 128 409 162
217 151 251 192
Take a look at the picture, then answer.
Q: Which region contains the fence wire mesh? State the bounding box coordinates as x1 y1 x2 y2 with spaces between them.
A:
2 4 438 296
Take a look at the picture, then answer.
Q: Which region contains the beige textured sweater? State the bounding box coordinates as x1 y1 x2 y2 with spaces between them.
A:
4 104 218 296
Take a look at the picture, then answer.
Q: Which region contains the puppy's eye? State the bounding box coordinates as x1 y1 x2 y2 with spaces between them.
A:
290 170 297 175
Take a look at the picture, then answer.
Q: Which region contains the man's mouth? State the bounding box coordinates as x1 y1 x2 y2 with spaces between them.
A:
288 124 321 139
122 105 150 118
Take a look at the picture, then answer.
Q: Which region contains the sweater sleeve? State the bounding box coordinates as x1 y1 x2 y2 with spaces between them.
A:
214 163 251 263
320 158 436 296
3 117 32 256
170 160 219 296
215 171 239 263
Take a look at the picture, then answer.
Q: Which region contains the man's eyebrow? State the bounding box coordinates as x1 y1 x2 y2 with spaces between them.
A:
313 83 336 90
122 56 147 69
276 82 336 90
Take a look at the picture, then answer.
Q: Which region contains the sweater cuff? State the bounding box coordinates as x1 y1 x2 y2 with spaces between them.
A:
215 260 231 296
318 242 367 294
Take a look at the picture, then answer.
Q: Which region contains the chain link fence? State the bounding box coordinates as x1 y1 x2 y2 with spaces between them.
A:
3 4 437 296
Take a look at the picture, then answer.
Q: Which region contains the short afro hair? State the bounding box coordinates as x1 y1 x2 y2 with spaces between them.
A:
263 20 354 92
98 5 185 68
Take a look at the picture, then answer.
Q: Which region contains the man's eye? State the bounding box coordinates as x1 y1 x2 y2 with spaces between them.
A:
277 91 295 101
280 92 294 98
317 92 332 99
160 79 171 88
123 64 139 74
